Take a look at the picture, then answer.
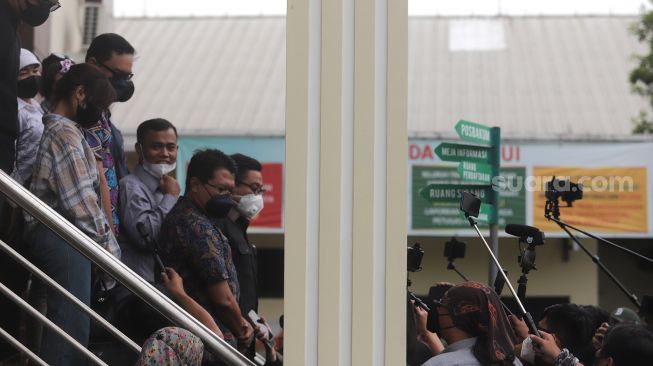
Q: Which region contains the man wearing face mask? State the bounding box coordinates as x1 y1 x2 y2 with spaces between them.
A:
159 149 255 352
119 118 179 282
214 154 265 358
0 0 59 174
83 33 135 237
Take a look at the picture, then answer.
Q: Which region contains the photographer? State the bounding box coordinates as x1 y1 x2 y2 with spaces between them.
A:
421 282 522 366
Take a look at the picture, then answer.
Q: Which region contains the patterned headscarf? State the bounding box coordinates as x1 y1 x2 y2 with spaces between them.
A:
441 282 518 365
136 327 204 366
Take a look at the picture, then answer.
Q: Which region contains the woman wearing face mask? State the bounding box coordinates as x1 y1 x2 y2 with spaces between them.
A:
24 63 121 365
11 48 44 186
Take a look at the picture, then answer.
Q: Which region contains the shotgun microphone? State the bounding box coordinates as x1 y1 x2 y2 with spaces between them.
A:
505 224 545 246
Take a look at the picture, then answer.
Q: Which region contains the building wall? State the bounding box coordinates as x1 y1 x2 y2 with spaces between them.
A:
598 239 653 312
34 0 114 58
407 236 599 306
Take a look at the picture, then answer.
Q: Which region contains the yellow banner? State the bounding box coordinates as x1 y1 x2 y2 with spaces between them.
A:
532 167 648 233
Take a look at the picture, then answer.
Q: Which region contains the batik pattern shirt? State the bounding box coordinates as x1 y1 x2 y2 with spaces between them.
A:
136 327 203 366
159 197 240 345
83 110 120 236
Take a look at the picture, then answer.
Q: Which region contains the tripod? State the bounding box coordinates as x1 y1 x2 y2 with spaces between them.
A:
545 198 643 309
517 244 537 304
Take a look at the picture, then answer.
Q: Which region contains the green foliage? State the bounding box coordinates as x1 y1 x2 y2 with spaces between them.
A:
629 1 653 134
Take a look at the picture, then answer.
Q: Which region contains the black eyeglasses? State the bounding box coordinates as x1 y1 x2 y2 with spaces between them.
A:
100 63 134 81
50 1 61 12
204 182 232 195
239 182 266 195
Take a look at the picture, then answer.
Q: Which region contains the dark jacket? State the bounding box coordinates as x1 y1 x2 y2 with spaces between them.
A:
214 212 258 316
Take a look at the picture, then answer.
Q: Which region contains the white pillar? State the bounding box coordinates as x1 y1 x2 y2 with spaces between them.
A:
285 0 407 364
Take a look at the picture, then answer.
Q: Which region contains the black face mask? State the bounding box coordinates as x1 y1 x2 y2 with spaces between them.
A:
205 194 236 219
111 77 134 102
17 76 41 99
21 0 52 27
76 102 103 127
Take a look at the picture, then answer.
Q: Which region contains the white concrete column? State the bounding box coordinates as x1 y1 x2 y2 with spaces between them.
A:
285 0 407 364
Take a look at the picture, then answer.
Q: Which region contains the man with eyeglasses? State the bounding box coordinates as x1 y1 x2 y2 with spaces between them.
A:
214 154 266 359
83 33 136 238
0 0 59 360
1 0 60 174
159 149 255 354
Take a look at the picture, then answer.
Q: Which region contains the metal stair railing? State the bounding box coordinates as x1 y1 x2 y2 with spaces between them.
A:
0 170 254 366
0 281 108 365
0 325 47 366
0 238 141 353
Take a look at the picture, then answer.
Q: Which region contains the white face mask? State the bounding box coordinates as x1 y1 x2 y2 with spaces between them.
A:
236 194 264 219
142 161 176 179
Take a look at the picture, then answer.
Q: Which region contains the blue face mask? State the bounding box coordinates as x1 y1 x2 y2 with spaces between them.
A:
204 193 236 218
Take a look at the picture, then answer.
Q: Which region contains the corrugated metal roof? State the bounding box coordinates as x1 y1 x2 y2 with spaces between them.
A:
110 16 651 141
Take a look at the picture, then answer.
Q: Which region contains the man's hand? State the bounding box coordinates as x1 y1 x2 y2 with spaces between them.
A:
592 322 610 350
412 300 429 336
161 267 185 299
160 175 180 197
531 330 562 365
237 318 255 349
509 314 530 341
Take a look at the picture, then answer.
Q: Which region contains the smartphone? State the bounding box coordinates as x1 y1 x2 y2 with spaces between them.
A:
460 191 481 218
247 310 272 340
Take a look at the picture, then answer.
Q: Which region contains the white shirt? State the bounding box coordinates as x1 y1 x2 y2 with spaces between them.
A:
11 97 44 185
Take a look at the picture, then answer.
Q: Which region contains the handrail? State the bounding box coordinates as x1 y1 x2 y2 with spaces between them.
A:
0 239 141 353
0 170 254 366
0 282 108 365
0 326 48 366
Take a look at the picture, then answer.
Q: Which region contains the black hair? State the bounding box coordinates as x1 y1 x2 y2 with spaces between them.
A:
40 54 74 100
85 33 135 63
185 149 237 189
540 304 595 359
599 324 653 365
51 63 116 110
136 118 178 144
580 305 610 330
230 153 262 184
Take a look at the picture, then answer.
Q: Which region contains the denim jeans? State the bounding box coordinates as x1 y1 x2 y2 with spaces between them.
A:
27 223 91 366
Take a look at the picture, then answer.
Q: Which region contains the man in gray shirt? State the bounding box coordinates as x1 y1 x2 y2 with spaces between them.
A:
119 118 179 282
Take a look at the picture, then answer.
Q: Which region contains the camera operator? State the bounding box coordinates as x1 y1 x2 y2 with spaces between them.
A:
421 282 522 366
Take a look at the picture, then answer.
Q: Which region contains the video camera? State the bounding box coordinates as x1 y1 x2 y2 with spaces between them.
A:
545 177 583 207
444 237 466 261
407 243 424 273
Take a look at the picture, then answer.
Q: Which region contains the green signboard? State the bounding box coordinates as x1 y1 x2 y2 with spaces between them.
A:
455 119 493 146
457 161 493 184
420 184 494 204
411 165 526 229
434 142 492 164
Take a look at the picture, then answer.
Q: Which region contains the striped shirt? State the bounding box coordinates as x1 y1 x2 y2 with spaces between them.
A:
25 113 120 259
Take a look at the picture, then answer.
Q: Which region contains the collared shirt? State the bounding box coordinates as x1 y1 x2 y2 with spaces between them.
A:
25 113 120 259
421 337 523 366
159 197 240 345
11 98 44 185
119 165 177 282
